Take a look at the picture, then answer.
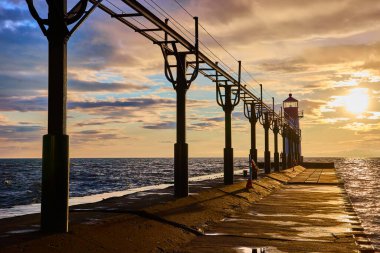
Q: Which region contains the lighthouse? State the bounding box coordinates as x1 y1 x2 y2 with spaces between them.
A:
283 93 303 166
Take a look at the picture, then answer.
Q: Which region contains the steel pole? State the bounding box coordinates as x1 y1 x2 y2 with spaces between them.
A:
41 0 70 233
287 132 293 168
249 103 258 179
264 113 271 174
224 86 233 185
174 53 188 197
273 122 279 172
295 136 299 163
282 128 287 170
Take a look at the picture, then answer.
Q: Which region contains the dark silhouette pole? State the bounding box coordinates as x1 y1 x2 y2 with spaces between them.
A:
273 120 280 172
287 131 293 168
216 62 241 185
263 112 271 174
223 85 234 184
244 101 259 180
27 0 92 232
250 103 258 166
295 135 300 163
174 53 189 197
42 0 70 233
159 17 199 197
282 125 287 170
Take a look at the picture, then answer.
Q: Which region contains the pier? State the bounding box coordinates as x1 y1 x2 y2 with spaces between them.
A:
25 0 303 232
3 1 372 252
0 164 375 252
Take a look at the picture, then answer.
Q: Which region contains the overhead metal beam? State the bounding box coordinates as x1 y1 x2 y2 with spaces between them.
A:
89 0 300 137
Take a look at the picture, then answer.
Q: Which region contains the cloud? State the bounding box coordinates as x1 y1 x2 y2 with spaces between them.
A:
259 59 309 73
69 79 149 92
75 120 125 127
0 96 177 112
205 0 380 44
2 0 380 157
68 97 175 110
0 74 47 97
143 121 176 130
0 124 43 142
0 96 47 111
341 122 380 132
185 0 254 25
188 122 218 131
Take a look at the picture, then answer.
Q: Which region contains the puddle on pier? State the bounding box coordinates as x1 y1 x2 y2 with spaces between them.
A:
262 232 330 242
82 218 102 225
7 228 39 234
235 246 285 253
247 212 297 217
204 232 228 236
306 213 353 223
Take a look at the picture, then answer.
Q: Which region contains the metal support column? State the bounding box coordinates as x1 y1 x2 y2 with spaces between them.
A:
287 132 293 168
264 112 271 174
174 53 189 197
224 85 234 184
250 103 258 165
42 0 70 233
216 61 241 185
273 120 279 172
293 135 296 164
282 126 287 170
250 103 258 179
159 17 199 197
27 0 91 232
244 101 258 179
295 136 300 163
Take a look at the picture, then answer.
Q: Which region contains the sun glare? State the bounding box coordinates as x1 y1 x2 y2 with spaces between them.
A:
343 88 369 114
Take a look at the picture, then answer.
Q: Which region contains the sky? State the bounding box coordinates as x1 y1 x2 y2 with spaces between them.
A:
0 0 380 158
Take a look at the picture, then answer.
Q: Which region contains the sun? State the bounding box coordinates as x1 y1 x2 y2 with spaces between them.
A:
343 88 369 114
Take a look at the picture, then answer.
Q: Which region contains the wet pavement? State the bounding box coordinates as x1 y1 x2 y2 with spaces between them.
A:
179 169 374 253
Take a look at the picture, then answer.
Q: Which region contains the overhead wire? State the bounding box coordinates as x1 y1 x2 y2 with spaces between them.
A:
144 0 230 75
168 0 241 79
172 0 265 94
104 0 165 40
110 0 296 127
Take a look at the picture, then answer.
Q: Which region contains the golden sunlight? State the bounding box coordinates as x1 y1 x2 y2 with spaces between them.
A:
343 88 369 114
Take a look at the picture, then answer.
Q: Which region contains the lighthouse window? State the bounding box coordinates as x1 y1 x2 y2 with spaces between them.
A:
284 101 298 108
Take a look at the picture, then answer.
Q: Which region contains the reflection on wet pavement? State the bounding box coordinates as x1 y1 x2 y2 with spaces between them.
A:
180 169 367 252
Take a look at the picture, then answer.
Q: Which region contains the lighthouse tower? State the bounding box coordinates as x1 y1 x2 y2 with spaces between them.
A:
283 93 303 165
283 93 300 128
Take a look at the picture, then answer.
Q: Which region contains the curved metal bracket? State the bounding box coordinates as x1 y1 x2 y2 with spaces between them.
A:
160 42 177 88
257 84 265 126
27 0 92 39
243 101 252 119
160 17 199 90
232 61 241 107
273 119 279 134
26 0 48 36
269 97 276 130
66 0 88 25
243 101 258 123
216 61 241 111
262 112 270 130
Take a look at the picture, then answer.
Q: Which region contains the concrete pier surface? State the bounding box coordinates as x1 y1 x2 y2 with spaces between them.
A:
0 166 375 253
